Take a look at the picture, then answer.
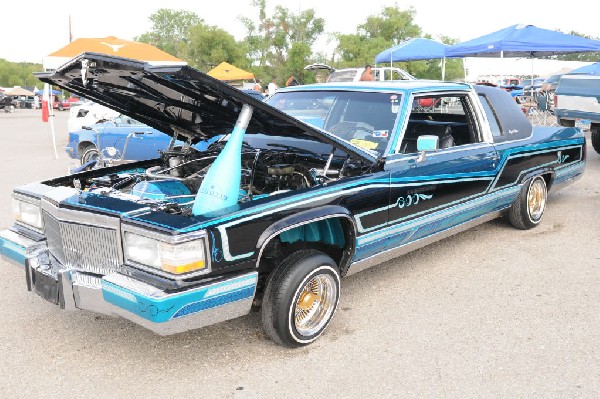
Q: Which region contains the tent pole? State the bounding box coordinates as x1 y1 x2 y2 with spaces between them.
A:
442 57 446 81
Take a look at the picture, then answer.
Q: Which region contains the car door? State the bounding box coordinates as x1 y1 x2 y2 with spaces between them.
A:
368 91 500 251
103 116 158 160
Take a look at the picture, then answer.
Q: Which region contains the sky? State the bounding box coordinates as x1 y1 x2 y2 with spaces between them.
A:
1 0 598 77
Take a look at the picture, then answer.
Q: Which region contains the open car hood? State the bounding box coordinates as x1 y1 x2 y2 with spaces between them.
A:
36 53 376 164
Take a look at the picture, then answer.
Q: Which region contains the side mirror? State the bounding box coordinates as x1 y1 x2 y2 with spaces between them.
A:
416 135 439 163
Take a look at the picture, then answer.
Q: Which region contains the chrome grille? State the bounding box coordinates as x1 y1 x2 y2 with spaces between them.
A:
42 210 121 274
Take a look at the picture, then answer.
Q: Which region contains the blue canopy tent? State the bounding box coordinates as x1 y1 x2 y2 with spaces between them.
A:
567 62 600 75
34 88 62 95
445 24 600 84
375 38 449 80
445 24 600 58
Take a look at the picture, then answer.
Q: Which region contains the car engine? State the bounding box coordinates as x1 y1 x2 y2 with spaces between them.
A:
69 141 363 216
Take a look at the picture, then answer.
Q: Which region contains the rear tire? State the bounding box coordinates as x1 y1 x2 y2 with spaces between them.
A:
261 249 340 347
591 127 600 154
508 176 547 230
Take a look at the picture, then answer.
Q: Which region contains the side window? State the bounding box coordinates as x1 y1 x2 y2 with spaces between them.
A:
397 94 479 154
478 94 502 138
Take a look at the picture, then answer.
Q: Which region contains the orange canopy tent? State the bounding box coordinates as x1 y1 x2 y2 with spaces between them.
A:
43 36 186 70
207 62 254 81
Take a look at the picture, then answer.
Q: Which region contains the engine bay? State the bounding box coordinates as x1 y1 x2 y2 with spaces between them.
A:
63 139 369 216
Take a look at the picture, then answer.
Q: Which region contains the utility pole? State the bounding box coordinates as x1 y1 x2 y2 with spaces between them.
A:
68 15 72 42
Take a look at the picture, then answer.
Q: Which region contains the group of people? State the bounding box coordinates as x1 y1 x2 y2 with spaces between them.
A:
252 75 301 97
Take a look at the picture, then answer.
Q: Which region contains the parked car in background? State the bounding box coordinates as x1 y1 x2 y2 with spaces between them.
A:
67 114 219 165
0 94 16 112
241 89 265 101
538 73 564 109
555 63 600 153
52 96 71 111
304 64 416 82
1 53 587 348
68 100 120 133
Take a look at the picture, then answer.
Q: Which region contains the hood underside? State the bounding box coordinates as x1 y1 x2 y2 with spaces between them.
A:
36 53 375 164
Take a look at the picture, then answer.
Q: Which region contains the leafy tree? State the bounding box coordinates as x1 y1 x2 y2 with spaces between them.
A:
239 0 325 85
333 6 421 68
136 9 202 59
553 31 600 62
332 6 464 81
0 59 44 88
187 24 249 71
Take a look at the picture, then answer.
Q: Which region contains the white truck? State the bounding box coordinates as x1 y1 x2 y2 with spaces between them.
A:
304 64 415 82
555 63 600 153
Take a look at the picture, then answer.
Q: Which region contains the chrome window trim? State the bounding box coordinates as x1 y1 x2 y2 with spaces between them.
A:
392 89 486 154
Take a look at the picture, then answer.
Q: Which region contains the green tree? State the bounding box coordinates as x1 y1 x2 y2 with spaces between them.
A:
239 0 325 85
332 6 464 81
333 6 421 68
187 24 249 71
136 9 202 59
554 31 600 61
0 59 44 87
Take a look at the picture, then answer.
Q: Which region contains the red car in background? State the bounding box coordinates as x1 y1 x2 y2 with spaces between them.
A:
51 95 71 111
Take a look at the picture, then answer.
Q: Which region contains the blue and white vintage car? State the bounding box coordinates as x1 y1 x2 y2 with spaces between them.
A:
0 54 586 347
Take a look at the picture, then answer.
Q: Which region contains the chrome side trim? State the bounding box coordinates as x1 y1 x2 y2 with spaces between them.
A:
346 211 502 277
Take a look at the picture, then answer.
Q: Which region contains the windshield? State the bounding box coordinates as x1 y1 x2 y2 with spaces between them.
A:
266 90 401 154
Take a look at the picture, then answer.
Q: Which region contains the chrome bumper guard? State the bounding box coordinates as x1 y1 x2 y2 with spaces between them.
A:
2 229 258 336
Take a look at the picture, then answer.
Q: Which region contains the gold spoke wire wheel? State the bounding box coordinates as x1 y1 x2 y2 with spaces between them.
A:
527 177 547 221
294 273 338 337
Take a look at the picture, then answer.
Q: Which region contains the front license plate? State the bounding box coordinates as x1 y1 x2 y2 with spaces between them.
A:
31 268 59 304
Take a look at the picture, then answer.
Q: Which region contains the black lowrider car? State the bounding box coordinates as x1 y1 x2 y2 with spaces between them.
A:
0 53 586 347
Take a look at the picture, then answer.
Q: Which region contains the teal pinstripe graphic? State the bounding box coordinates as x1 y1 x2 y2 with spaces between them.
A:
356 185 519 249
489 143 583 191
354 177 494 233
102 273 258 323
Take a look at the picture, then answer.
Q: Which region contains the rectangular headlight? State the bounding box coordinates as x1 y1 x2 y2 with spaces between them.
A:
124 232 206 275
13 199 44 230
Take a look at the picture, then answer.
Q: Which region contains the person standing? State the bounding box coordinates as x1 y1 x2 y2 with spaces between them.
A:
360 65 374 81
267 78 279 96
253 79 262 92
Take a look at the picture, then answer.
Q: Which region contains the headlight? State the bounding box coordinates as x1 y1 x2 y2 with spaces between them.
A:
13 199 44 230
124 232 207 275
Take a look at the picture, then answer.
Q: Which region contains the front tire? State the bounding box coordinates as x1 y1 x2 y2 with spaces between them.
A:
591 127 600 154
508 176 547 230
261 250 340 347
80 145 99 165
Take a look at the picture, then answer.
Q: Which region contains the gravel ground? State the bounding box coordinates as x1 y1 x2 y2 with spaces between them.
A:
0 109 598 398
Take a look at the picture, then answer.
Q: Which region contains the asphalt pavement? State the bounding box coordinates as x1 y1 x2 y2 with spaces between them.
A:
0 109 599 398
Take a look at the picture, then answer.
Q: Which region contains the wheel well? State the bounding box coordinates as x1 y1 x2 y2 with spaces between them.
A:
256 216 355 279
78 141 96 153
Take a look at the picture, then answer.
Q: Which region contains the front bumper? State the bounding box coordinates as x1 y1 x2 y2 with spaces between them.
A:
1 229 258 335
